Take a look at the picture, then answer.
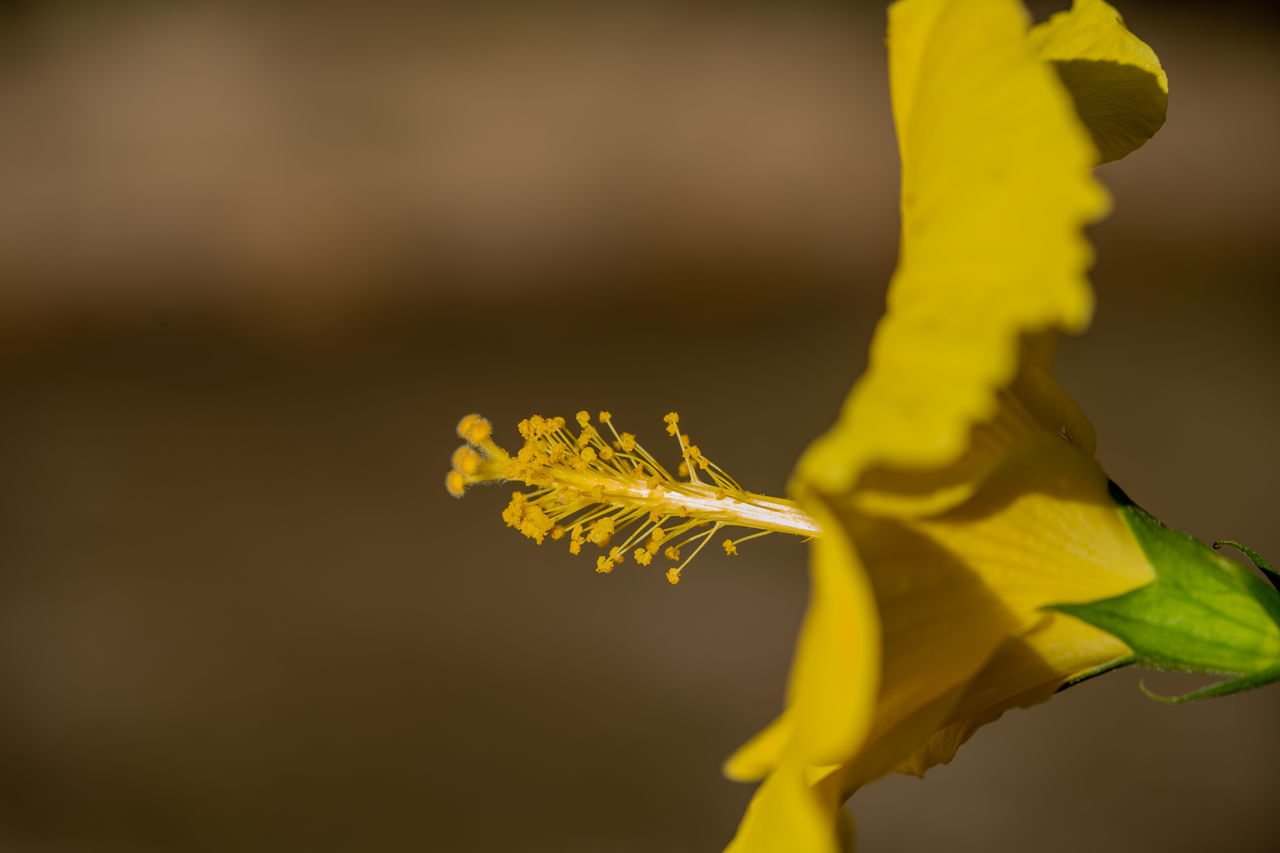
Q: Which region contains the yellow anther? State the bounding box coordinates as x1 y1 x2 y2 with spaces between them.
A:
677 461 690 479
664 412 680 436
634 548 653 566
550 416 566 431
609 546 623 563
599 447 614 462
619 433 636 452
596 555 615 574
446 470 467 497
723 539 738 556
467 418 492 445
685 445 701 461
598 411 612 423
576 411 591 427
518 505 554 544
457 413 482 440
650 527 666 543
502 493 527 527
665 568 681 585
550 524 566 541
589 517 616 547
453 447 481 476
581 447 597 463
664 546 681 562
517 418 534 440
569 539 583 555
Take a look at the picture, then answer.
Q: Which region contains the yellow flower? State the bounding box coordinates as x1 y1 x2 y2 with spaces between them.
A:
446 0 1204 847
721 0 1169 850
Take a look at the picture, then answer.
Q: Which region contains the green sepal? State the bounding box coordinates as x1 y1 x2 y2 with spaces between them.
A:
1056 655 1136 692
1139 661 1280 704
1215 539 1280 593
1047 482 1280 695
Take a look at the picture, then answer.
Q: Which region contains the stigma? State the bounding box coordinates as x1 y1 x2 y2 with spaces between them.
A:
447 411 819 584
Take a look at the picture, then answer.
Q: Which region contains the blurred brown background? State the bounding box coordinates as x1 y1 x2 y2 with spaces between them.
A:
2 1 1278 851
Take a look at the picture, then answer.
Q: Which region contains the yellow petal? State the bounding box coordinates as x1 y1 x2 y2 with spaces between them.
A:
724 762 848 853
1030 0 1168 164
835 434 1151 773
783 497 882 767
849 349 1097 518
891 611 1133 776
850 361 1094 518
1009 361 1097 457
797 681 971 806
733 615 1137 845
724 713 794 783
797 0 1107 501
903 435 1150 619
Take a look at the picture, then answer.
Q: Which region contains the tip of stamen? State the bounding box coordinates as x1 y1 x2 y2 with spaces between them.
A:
452 445 481 476
467 418 492 444
457 414 482 439
665 567 682 585
446 470 467 497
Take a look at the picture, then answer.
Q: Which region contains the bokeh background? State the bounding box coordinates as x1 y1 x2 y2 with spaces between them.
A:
2 1 1278 850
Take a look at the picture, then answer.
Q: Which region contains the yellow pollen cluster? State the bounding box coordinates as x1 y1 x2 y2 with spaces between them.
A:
446 410 819 584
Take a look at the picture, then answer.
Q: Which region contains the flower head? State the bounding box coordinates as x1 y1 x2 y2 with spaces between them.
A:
723 0 1176 850
447 1 1280 850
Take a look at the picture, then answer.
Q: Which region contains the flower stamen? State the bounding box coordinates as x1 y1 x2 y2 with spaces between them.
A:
447 411 819 583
